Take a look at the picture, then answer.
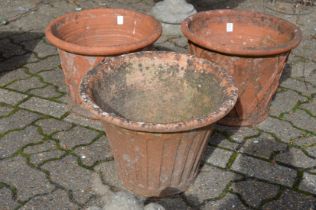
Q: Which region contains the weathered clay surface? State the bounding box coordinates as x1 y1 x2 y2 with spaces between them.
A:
45 8 162 104
181 9 302 126
80 51 238 196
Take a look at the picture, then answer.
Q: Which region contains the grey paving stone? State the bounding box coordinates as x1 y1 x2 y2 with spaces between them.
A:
305 68 316 85
23 141 64 165
154 40 187 53
284 110 316 134
306 146 316 158
231 180 279 208
171 36 188 48
231 154 297 187
300 98 316 117
281 78 316 97
0 126 42 158
293 136 316 147
202 146 233 168
0 88 28 105
0 109 40 133
299 172 316 195
201 193 250 210
38 70 67 93
0 156 54 201
94 161 123 189
35 118 72 135
156 197 189 210
0 38 26 58
215 125 259 143
0 188 19 210
28 85 63 99
276 147 316 168
25 56 60 73
208 131 239 151
64 113 103 131
0 52 38 72
20 97 67 118
74 136 112 166
257 117 304 142
6 76 46 92
21 189 79 210
289 58 316 78
292 37 316 61
41 156 94 204
56 94 69 104
0 0 40 20
25 39 57 58
185 165 242 205
262 189 316 210
270 89 307 116
0 105 14 117
24 141 56 154
10 32 43 43
53 126 99 149
240 133 287 159
0 68 30 86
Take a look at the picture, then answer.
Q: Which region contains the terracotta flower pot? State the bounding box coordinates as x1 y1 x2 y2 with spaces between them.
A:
80 51 238 197
181 9 302 126
45 8 162 104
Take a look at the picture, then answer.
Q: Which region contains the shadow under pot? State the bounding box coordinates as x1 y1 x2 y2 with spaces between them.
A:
181 9 302 126
79 51 238 197
45 8 162 105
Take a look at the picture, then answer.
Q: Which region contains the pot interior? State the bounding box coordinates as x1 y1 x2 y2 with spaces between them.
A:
188 11 296 50
90 56 226 124
51 10 158 47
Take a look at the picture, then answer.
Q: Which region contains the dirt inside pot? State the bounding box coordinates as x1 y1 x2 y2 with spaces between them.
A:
91 60 225 124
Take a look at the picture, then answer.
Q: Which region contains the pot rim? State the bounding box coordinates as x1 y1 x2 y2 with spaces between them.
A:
181 9 302 56
45 8 162 56
79 51 238 133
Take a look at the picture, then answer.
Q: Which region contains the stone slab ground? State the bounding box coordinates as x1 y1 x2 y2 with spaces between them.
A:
0 0 316 209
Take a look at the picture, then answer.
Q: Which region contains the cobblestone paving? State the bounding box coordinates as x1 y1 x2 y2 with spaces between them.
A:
0 0 316 209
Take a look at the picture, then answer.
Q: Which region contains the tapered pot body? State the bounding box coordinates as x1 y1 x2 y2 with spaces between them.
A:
79 52 238 197
181 9 302 126
104 123 213 197
45 8 162 104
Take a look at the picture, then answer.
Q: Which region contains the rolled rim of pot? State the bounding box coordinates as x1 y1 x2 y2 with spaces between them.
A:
45 8 162 56
181 9 302 56
79 51 239 133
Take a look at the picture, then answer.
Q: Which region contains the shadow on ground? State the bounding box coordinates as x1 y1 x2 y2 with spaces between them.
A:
187 0 245 11
0 31 43 74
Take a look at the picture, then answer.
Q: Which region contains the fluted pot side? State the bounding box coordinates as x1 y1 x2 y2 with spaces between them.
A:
104 123 212 197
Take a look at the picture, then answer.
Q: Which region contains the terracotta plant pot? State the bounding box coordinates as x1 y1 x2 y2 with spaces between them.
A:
45 8 162 104
80 51 238 197
181 9 302 126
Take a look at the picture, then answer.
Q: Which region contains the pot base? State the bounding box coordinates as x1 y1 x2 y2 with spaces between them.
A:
121 178 194 197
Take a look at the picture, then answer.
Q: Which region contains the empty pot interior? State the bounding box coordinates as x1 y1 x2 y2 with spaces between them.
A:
90 57 225 124
51 10 158 47
189 12 296 50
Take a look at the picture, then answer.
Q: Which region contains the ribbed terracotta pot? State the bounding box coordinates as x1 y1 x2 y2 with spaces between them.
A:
80 51 238 197
45 8 162 104
181 9 302 126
